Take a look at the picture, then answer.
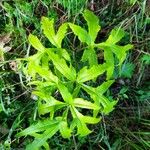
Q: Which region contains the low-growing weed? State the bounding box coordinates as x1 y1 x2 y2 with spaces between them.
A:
16 9 133 149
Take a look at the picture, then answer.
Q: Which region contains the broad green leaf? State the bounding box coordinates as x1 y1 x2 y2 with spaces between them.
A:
41 17 56 46
60 48 71 61
69 23 91 45
81 84 117 115
106 28 125 45
73 98 99 110
96 80 114 94
81 84 102 105
81 48 89 62
26 52 42 62
96 43 116 80
72 107 100 124
72 85 81 98
71 118 91 136
25 52 43 79
81 48 98 67
47 50 76 81
111 44 133 65
28 34 45 52
57 82 73 104
26 124 59 150
16 119 59 137
95 42 133 78
81 115 101 124
34 90 65 116
55 23 68 48
46 48 71 61
88 48 98 66
31 83 56 98
59 121 71 138
83 9 100 43
70 106 100 136
101 97 118 114
77 64 107 83
41 17 68 48
41 53 49 70
96 40 133 67
31 64 58 83
104 49 114 80
38 96 67 115
32 91 51 101
70 106 91 136
17 118 71 149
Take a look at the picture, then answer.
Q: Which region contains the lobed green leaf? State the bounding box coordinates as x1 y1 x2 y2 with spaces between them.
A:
38 96 67 115
81 48 98 67
16 119 59 137
106 28 125 45
28 34 45 52
73 98 99 110
77 64 107 83
57 82 73 104
41 17 56 46
69 23 91 45
59 121 71 138
55 23 68 48
83 9 101 43
47 50 76 81
81 81 117 115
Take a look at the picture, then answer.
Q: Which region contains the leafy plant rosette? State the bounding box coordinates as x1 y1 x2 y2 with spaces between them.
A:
16 10 133 149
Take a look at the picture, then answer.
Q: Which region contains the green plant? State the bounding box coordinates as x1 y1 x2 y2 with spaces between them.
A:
16 9 132 149
57 0 87 17
120 62 135 78
141 54 150 65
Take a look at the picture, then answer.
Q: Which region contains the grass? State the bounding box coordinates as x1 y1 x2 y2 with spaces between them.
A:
0 0 150 149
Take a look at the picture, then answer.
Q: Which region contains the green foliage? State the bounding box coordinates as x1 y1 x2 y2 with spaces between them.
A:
16 9 132 149
1 0 149 149
96 28 133 79
141 54 150 65
57 0 87 17
120 62 135 78
137 83 150 101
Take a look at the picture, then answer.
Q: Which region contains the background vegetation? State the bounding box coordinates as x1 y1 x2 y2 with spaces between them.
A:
0 0 150 149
